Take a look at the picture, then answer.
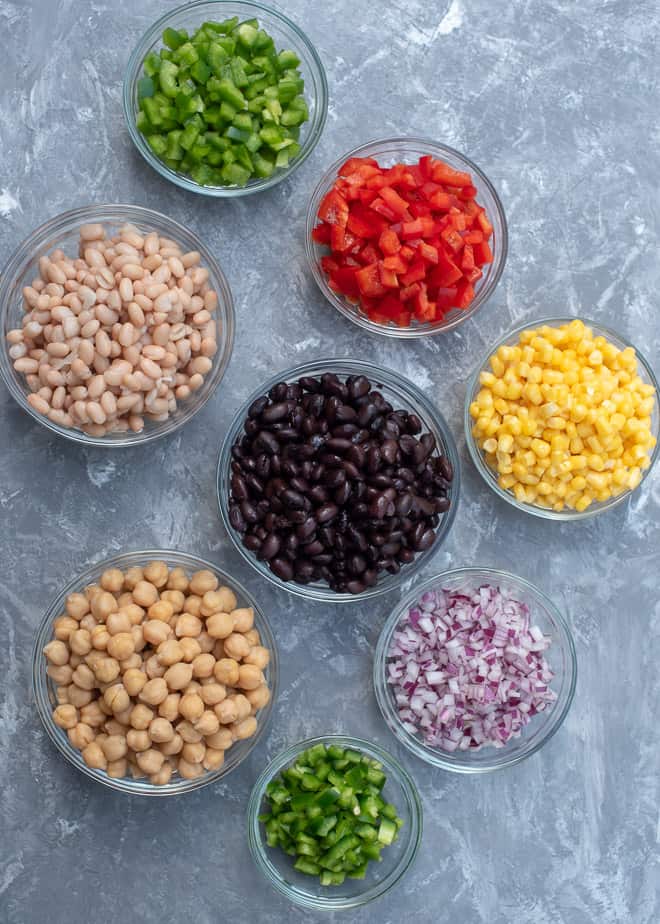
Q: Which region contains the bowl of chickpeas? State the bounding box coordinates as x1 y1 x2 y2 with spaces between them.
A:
32 550 278 795
0 204 234 446
465 317 659 519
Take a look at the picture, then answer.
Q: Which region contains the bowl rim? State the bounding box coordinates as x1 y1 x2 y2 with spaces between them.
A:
464 315 660 520
373 567 578 773
304 135 508 339
122 0 328 198
246 733 423 910
0 203 235 447
216 356 461 602
32 547 278 796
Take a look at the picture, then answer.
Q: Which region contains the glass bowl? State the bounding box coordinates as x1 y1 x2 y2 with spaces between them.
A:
123 0 328 197
32 549 278 796
216 358 461 602
374 568 577 773
305 137 507 339
0 204 234 447
464 316 660 520
247 734 422 911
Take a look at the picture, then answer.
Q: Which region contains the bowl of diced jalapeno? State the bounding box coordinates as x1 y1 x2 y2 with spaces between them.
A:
123 1 328 195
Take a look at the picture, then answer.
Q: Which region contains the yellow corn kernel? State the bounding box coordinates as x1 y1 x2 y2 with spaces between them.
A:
513 483 527 503
571 455 588 471
505 382 523 400
537 481 553 496
586 472 609 492
479 371 497 388
531 438 551 458
571 403 588 422
497 434 514 453
587 454 605 471
492 380 508 398
493 397 509 415
552 501 565 512
570 475 587 491
595 417 613 439
469 401 481 419
476 389 493 409
483 438 498 454
569 436 584 453
586 435 604 453
498 473 516 490
490 355 505 377
550 434 570 452
574 493 593 512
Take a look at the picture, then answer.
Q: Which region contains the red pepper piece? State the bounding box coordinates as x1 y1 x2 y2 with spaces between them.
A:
378 228 401 255
418 241 439 264
380 185 412 217
339 156 379 176
357 187 379 206
428 254 462 288
477 211 493 239
382 254 408 274
400 258 426 286
359 242 380 266
473 240 493 264
440 226 464 253
409 201 432 218
399 244 415 262
355 263 387 297
429 191 453 210
401 218 424 239
320 255 339 275
330 223 346 252
400 283 421 302
461 243 475 271
419 155 434 179
431 160 472 187
370 197 398 221
312 223 331 244
464 266 483 284
318 189 349 227
347 203 387 238
458 184 478 200
329 267 360 298
463 230 484 244
378 261 399 288
413 283 435 322
375 292 405 318
435 286 459 310
456 280 475 308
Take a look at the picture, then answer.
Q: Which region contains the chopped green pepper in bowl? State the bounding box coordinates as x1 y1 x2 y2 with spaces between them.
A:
124 1 327 196
247 736 422 911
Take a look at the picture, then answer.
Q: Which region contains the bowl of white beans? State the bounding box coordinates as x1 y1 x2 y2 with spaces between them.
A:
32 549 278 795
0 204 234 446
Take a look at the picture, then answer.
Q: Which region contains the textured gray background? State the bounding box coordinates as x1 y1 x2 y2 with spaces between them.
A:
1 1 659 922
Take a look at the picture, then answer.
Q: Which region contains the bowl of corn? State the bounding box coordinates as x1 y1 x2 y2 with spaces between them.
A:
464 317 659 519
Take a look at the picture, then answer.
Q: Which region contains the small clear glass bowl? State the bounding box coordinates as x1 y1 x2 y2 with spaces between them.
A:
464 316 660 520
0 204 234 447
123 0 328 197
247 734 422 911
216 358 461 602
32 549 278 796
305 137 508 339
374 568 577 773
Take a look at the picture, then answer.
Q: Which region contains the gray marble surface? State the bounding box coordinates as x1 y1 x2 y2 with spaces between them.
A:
1 1 659 922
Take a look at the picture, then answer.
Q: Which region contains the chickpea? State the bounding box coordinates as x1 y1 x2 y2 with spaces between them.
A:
80 701 106 728
85 584 103 603
159 732 183 756
231 694 252 722
176 720 203 744
246 684 271 712
123 668 147 697
107 758 128 778
179 638 202 662
200 590 226 617
223 633 250 661
130 703 154 730
56 686 70 705
91 624 110 650
192 653 215 678
123 566 143 590
67 684 93 708
231 607 254 633
158 693 181 722
104 684 130 714
100 568 125 593
244 646 270 670
129 762 146 780
117 593 134 609
120 652 142 672
232 716 258 740
136 748 164 775
68 722 95 749
181 740 206 764
237 664 264 691
82 742 107 770
85 649 106 672
184 595 202 618
43 639 69 666
203 747 225 772
106 632 135 661
69 628 92 656
113 704 133 726
150 762 173 786
47 664 73 685
177 757 203 780
214 699 238 725
194 710 219 737
69 653 83 669
126 728 151 752
106 611 132 635
243 628 260 647
131 625 146 652
160 590 185 614
205 611 234 640
147 600 174 624
53 704 78 729
143 560 169 588
71 664 96 690
167 567 189 592
212 641 225 661
101 734 128 762
205 727 233 751
157 639 184 667
179 692 204 723
200 683 226 706
189 569 218 596
53 616 78 642
143 620 171 647
91 591 117 621
214 658 239 687
164 661 193 691
140 677 168 705
104 719 126 736
175 613 202 638
149 717 174 743
132 580 158 608
184 681 202 695
197 630 215 654
215 586 237 613
120 603 145 625
79 614 98 633
66 592 90 620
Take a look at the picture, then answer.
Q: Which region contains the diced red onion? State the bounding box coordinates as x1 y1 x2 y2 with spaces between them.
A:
386 583 557 752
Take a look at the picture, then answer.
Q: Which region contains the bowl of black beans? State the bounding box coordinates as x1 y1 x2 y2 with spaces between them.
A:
217 359 460 601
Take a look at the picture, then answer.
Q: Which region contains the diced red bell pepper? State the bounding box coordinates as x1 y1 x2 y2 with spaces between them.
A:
414 283 435 322
330 223 346 252
320 255 339 275
359 242 380 266
431 160 472 187
418 241 439 264
435 286 459 310
380 185 411 218
400 258 426 286
378 261 399 288
429 191 453 210
458 184 478 200
399 244 415 262
473 240 493 265
370 197 398 221
355 263 387 297
463 266 483 284
461 244 475 271
312 223 331 244
347 203 387 239
456 280 475 308
318 189 349 227
477 211 493 238
429 254 462 288
378 228 401 255
339 156 379 176
329 266 360 299
382 254 408 274
409 201 432 219
463 230 484 244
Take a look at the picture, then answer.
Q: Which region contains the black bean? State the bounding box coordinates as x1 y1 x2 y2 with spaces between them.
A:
323 468 346 488
317 503 338 523
261 401 288 423
417 528 436 551
381 439 398 464
246 474 264 495
299 376 321 392
348 445 365 468
336 404 357 423
369 494 388 519
243 534 262 552
348 554 367 574
258 534 281 560
230 473 248 501
347 375 370 399
295 560 315 580
439 456 453 481
398 548 415 564
256 430 279 454
319 526 335 547
284 533 299 552
370 473 392 490
357 403 378 427
395 493 413 516
296 516 317 539
435 496 450 513
321 373 348 399
289 509 309 524
326 437 352 454
309 485 328 505
287 383 302 400
248 395 269 418
270 557 293 581
407 413 423 434
229 505 246 532
240 501 259 524
334 482 352 506
269 382 288 401
363 569 378 587
245 418 259 437
346 579 366 595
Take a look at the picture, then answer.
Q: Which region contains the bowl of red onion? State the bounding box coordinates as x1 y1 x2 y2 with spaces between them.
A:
373 568 577 772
